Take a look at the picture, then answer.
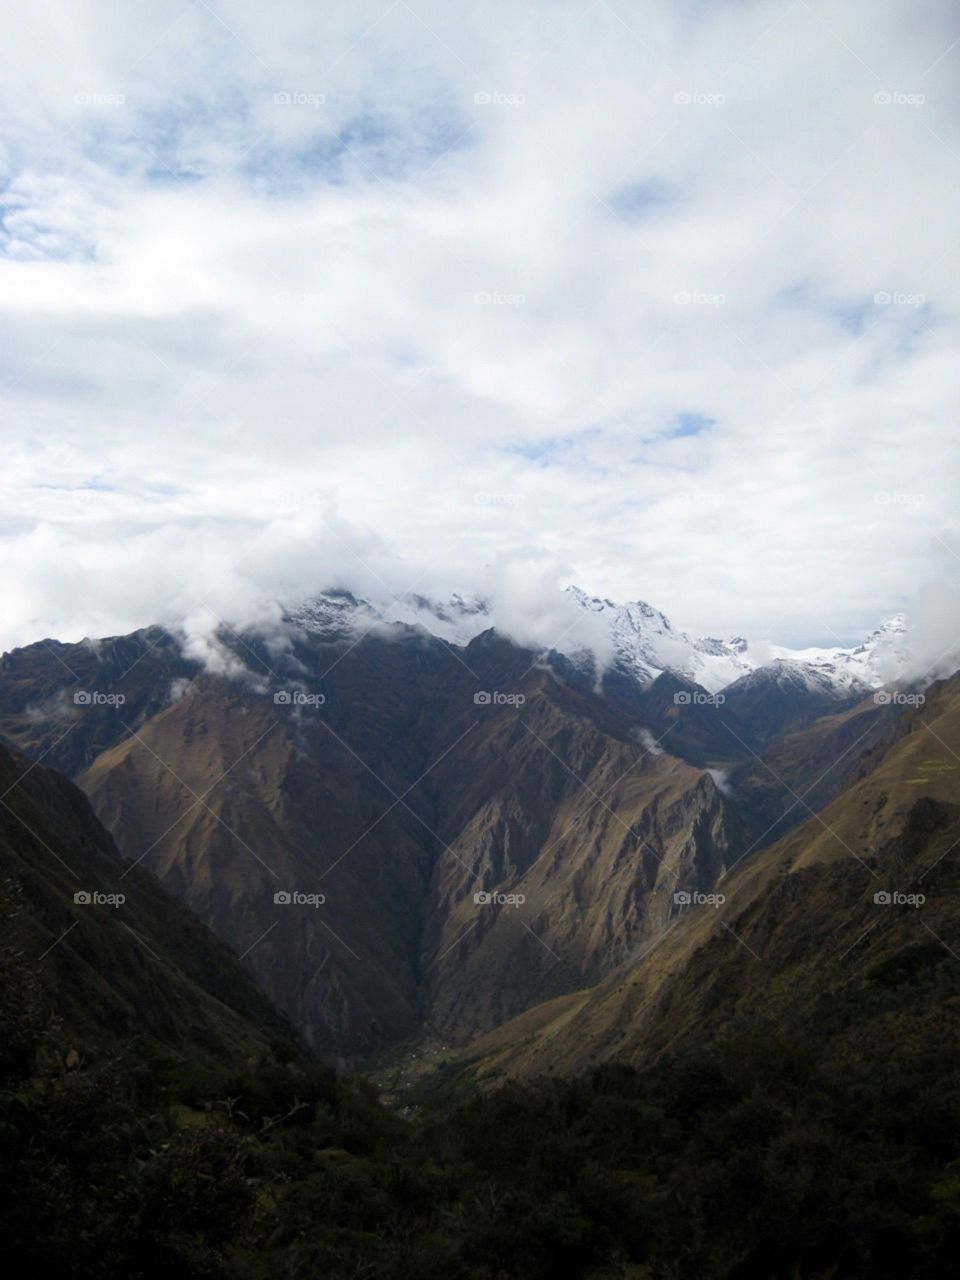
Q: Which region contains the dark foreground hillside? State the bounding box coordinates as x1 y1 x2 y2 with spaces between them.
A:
2 711 959 1277
4 995 960 1279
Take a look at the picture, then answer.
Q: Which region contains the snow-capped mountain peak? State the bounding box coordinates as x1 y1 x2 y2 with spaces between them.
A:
287 586 912 698
287 589 490 648
564 587 757 692
765 614 909 693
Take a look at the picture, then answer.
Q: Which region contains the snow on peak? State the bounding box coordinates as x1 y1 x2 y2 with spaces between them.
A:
766 615 909 693
288 589 490 647
288 587 912 698
287 590 382 636
564 587 755 692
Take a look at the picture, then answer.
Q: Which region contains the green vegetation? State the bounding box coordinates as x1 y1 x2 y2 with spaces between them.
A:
3 911 959 1280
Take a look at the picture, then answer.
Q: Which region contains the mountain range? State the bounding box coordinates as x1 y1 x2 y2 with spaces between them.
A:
292 585 912 694
0 584 932 1066
2 583 958 1277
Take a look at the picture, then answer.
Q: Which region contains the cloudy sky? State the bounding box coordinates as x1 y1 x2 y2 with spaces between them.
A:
0 0 957 653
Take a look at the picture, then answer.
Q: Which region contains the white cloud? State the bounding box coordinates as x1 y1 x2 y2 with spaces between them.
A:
706 767 733 798
0 0 957 653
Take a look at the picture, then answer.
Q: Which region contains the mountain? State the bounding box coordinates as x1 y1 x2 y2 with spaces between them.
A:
0 624 199 776
719 658 866 746
287 585 909 697
0 587 933 1065
1 595 955 1277
289 587 491 647
766 613 910 689
728 684 900 848
1 643 955 1280
0 738 292 1065
569 593 909 694
565 586 755 691
73 627 752 1061
455 669 960 1083
0 614 755 1063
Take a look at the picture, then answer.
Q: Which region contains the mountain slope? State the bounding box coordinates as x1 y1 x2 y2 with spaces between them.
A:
719 659 864 745
457 670 960 1083
0 598 933 1065
0 740 292 1063
71 626 749 1060
0 625 198 775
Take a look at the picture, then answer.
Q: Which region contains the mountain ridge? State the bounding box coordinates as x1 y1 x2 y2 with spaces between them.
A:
286 585 913 697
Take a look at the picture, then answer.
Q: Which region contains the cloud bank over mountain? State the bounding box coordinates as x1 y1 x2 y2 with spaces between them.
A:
0 1 957 652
